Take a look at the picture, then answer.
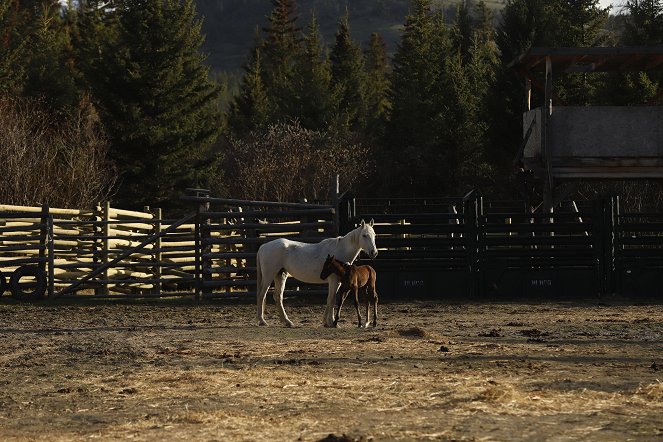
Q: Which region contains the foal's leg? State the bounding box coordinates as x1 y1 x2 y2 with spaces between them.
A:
364 297 371 328
273 272 294 327
334 289 349 327
372 296 378 327
354 287 362 328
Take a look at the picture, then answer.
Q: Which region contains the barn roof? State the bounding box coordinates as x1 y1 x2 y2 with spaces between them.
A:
509 46 663 75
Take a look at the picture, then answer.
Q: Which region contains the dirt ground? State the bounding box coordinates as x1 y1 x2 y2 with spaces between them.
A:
0 297 662 441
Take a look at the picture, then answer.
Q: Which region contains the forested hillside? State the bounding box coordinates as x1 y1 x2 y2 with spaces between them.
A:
197 0 506 70
3 0 663 213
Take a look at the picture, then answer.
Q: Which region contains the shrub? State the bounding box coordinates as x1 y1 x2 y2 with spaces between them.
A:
224 121 372 202
0 95 115 208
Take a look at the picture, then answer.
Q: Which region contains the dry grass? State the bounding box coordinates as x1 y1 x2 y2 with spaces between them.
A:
0 301 662 440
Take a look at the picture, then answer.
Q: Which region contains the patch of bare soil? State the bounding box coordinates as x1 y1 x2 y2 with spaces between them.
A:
0 299 662 441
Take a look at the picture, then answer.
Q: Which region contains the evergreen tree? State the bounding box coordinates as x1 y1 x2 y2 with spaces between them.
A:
330 9 367 132
363 32 390 140
91 0 222 209
445 1 498 191
556 0 611 105
622 0 663 45
294 13 338 131
386 0 450 194
591 0 662 106
388 0 444 152
0 0 27 95
261 0 303 120
22 0 80 113
227 47 270 136
73 0 120 93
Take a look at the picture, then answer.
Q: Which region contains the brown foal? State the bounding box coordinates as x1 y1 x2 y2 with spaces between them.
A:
319 255 378 328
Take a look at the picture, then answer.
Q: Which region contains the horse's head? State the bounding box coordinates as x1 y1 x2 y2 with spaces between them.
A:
319 254 336 280
358 219 378 259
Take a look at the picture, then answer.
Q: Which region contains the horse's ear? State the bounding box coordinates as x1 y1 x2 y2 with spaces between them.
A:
369 218 374 227
327 254 331 259
360 219 365 227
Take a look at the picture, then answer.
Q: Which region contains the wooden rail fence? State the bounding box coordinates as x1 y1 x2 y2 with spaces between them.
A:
0 190 661 301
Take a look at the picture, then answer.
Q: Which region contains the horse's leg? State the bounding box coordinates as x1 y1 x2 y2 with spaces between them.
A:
354 287 362 328
373 296 378 327
323 276 341 327
256 255 270 326
364 295 371 328
273 272 294 327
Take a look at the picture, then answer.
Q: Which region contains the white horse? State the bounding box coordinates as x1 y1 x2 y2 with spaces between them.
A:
256 220 378 327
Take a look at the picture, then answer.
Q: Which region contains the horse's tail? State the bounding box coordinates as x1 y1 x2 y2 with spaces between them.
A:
256 248 262 296
256 246 266 325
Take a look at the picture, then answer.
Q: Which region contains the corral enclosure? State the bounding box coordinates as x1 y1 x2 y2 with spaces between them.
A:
0 189 662 302
1 192 662 440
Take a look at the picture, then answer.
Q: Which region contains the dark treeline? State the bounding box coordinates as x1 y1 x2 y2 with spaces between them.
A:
1 0 663 211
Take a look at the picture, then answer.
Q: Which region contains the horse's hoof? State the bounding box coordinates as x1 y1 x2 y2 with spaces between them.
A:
285 321 295 328
258 322 268 327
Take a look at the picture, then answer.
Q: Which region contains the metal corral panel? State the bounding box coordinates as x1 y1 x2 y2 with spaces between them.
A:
484 267 598 298
372 265 470 299
619 266 663 298
523 106 663 178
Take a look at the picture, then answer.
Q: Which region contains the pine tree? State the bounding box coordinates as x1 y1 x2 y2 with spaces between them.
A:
363 32 390 140
92 0 222 208
261 0 303 120
438 2 497 193
294 13 338 131
596 0 662 105
622 0 663 45
0 0 27 95
330 9 367 132
227 47 271 136
556 0 611 105
21 0 80 113
388 0 445 154
445 1 498 192
73 0 120 93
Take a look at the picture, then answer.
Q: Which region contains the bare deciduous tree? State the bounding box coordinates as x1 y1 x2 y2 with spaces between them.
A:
224 121 372 202
0 96 116 208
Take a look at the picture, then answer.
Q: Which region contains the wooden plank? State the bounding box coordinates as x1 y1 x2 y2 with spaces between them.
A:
0 204 93 216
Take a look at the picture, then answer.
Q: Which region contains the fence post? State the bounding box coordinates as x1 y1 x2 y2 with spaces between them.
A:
463 191 482 297
102 201 111 296
593 199 606 298
613 196 621 295
194 189 210 302
38 204 49 277
154 208 162 296
331 174 340 236
604 196 616 296
47 215 54 298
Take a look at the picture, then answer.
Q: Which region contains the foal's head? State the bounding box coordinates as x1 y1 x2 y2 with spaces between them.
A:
319 254 345 280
